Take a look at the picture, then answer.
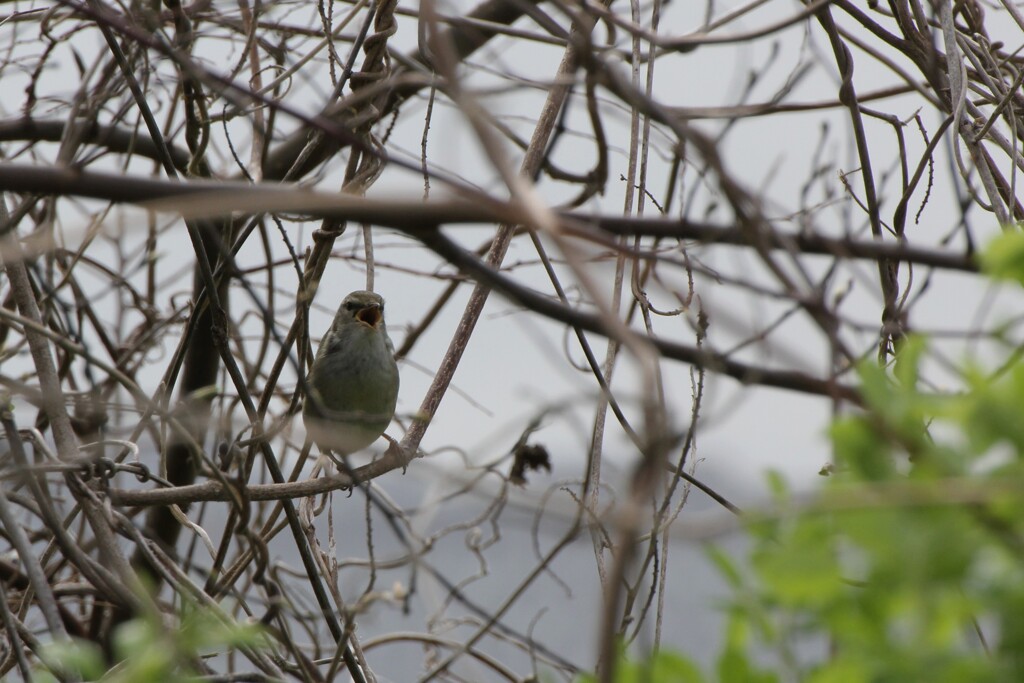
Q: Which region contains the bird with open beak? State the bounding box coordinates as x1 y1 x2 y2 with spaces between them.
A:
303 290 399 455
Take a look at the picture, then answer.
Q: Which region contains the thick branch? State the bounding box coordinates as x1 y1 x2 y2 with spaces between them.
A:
0 118 191 170
0 163 978 272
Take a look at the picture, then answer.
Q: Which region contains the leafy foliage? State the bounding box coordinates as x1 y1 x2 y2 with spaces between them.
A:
583 234 1024 681
576 647 709 683
37 598 263 683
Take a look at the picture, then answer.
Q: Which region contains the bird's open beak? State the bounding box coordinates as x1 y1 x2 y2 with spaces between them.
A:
357 305 382 328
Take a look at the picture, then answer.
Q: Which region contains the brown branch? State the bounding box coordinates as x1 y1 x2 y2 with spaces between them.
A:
0 163 979 273
416 229 862 403
261 0 547 180
108 446 400 506
0 117 191 169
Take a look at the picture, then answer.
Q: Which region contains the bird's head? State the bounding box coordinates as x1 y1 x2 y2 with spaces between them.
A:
339 290 386 329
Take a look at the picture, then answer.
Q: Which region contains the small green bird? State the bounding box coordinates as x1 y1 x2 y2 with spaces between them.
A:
303 290 399 455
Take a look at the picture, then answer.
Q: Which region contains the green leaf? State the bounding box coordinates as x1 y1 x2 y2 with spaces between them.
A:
716 616 778 683
893 335 927 389
40 639 106 680
765 470 788 501
979 231 1024 285
649 651 705 683
706 544 745 590
754 518 843 606
958 364 1024 455
830 416 893 480
807 657 870 683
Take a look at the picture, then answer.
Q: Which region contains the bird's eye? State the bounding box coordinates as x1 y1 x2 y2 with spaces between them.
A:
345 301 360 311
